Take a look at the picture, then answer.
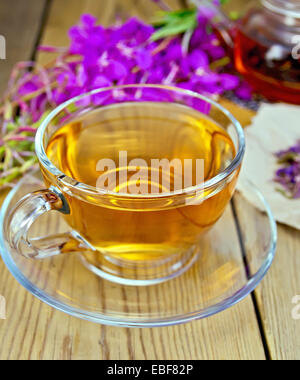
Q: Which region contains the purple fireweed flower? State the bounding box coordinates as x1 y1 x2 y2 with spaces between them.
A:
220 73 240 91
164 39 184 62
188 50 210 70
136 49 153 70
51 12 243 111
274 141 300 199
235 81 252 100
17 10 245 115
198 5 218 20
201 34 226 60
2 4 252 189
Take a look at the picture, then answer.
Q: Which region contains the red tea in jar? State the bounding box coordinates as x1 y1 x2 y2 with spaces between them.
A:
234 0 300 104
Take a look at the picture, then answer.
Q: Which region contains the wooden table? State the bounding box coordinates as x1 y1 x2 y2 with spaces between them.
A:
0 0 299 360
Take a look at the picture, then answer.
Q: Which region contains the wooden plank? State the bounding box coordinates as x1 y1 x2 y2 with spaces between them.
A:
0 0 48 93
0 0 266 360
220 99 255 128
227 0 300 353
234 194 300 360
0 0 267 360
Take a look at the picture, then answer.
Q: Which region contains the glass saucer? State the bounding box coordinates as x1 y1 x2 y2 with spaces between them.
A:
0 174 277 327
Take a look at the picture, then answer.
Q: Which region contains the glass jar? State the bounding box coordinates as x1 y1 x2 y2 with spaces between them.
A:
234 0 300 103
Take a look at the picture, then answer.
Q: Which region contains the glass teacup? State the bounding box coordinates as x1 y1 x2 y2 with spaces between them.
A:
5 85 245 286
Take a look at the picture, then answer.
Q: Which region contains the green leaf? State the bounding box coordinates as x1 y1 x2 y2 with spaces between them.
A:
229 11 240 21
6 123 16 133
3 148 12 171
0 146 5 160
210 56 231 70
0 167 24 185
151 11 197 41
20 157 37 173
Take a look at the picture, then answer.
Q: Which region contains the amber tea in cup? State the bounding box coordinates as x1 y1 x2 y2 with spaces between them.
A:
6 85 245 286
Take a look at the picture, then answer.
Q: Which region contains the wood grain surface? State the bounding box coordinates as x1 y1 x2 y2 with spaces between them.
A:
0 0 49 93
0 186 266 360
234 195 300 360
0 0 298 360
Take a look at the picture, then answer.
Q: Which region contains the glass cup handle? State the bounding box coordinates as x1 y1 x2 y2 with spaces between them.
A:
5 187 95 259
